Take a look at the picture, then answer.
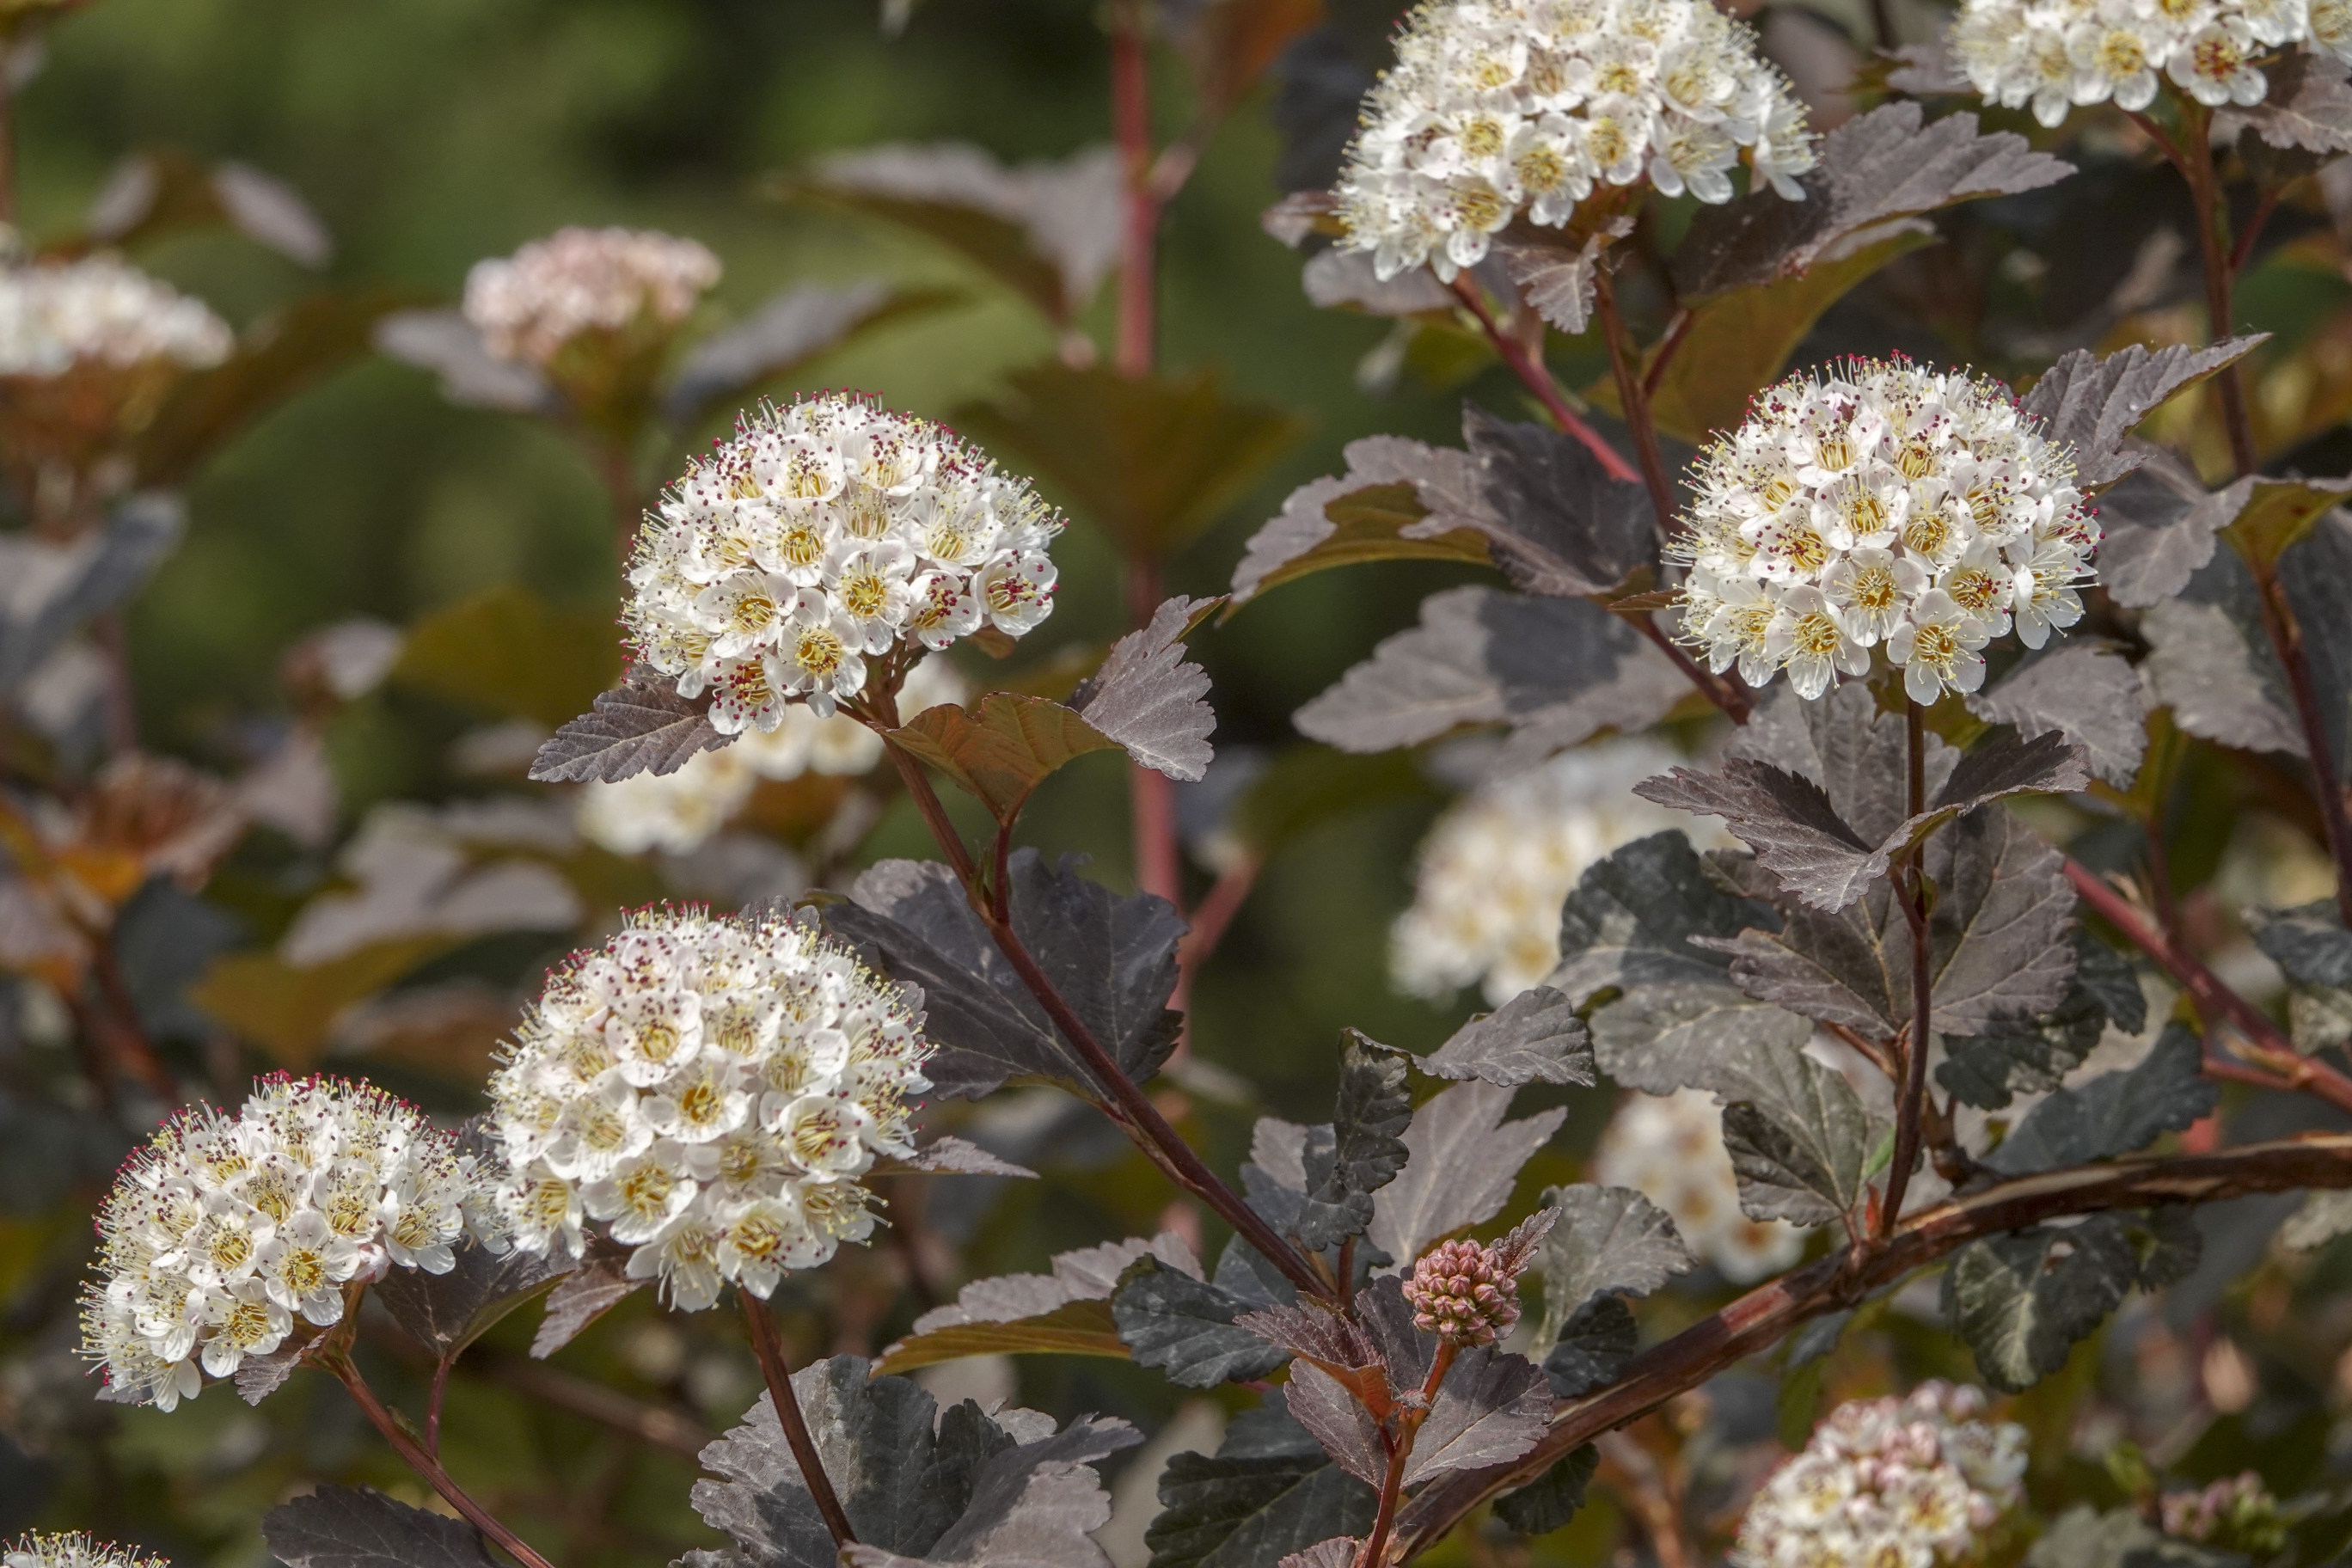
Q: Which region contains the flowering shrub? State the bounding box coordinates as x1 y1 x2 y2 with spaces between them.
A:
17 2 2352 1566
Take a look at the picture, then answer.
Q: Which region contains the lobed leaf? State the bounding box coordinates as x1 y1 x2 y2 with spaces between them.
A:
1549 831 1812 1095
1491 1445 1600 1538
1939 932 2145 1111
690 1354 1137 1568
263 1486 499 1568
1275 1541 1360 1568
1402 1346 1553 1485
1983 1026 2217 1175
1145 1403 1380 1568
1366 1081 1567 1268
2021 337 2266 490
1229 437 1489 603
1714 1038 1881 1226
1543 1295 1638 1398
826 852 1184 1101
891 694 1117 823
527 672 727 784
1418 984 1594 1087
1673 102 2071 299
2215 51 2352 156
1280 1363 1386 1486
1113 1256 1294 1388
839 1418 1137 1568
374 1239 573 1364
879 1136 1041 1179
957 362 1307 555
1531 1183 1693 1346
2091 449 2249 609
1295 585 1685 767
1292 1032 1414 1253
1491 223 1626 334
2141 548 2306 756
1966 644 2148 787
877 1234 1197 1375
1945 1211 2197 1392
1453 405 1657 597
1070 595 1220 782
531 1245 640 1359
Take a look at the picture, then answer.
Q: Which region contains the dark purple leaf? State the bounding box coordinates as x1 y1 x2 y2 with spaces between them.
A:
2021 337 2266 489
1071 595 1217 782
1419 985 1594 1087
528 675 732 784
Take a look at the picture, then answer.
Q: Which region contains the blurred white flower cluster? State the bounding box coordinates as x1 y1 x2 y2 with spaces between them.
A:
462 226 720 365
1954 0 2346 126
487 904 931 1310
1672 358 2094 706
1734 1381 2028 1568
1335 0 1816 282
80 1075 496 1412
577 653 966 856
627 393 1063 731
1392 738 1696 1005
5 1535 168 1568
1591 1087 1803 1283
0 256 231 377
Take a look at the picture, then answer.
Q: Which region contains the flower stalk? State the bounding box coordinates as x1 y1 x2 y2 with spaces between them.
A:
323 1347 561 1568
739 1291 858 1550
1882 698 1935 1236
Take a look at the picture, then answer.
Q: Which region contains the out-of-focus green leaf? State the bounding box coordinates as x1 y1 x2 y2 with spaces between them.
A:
2226 474 2352 568
956 362 1309 555
189 934 452 1066
137 287 408 486
1227 745 1441 862
1608 229 1931 444
390 584 623 727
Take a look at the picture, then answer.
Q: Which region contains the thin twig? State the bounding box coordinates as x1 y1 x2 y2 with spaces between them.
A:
325 1350 561 1568
1386 1132 2352 1562
1446 273 1640 483
1358 1343 1458 1568
1111 0 1156 380
1883 700 1933 1235
2063 858 2352 1115
740 1290 858 1549
427 1359 453 1458
873 725 1336 1303
1591 266 1679 541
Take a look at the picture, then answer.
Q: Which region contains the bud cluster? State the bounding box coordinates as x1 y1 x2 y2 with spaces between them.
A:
626 393 1062 729
1403 1237 1523 1345
1733 1381 2028 1568
487 904 933 1311
2160 1472 2287 1555
462 225 720 365
80 1075 496 1412
1336 0 1816 282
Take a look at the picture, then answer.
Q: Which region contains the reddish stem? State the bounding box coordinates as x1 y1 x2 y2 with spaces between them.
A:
327 1351 560 1568
740 1290 857 1549
1446 273 1638 483
1111 2 1156 378
1591 266 1679 541
1882 700 1932 1236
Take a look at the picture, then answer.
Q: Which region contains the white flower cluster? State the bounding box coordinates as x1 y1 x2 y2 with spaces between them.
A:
487 904 932 1310
627 394 1063 731
578 655 966 856
1734 1382 2029 1568
0 257 231 377
1671 358 2094 707
1393 738 1702 1005
462 226 720 365
80 1075 494 1412
1591 1087 1803 1283
1336 0 1816 282
6 1535 168 1568
1954 0 2348 126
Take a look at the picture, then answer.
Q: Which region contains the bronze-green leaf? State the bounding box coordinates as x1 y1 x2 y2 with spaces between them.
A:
390 585 624 728
956 361 1310 555
891 692 1118 824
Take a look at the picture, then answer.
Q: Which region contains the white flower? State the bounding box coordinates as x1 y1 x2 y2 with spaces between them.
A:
5 1534 173 1568
1392 738 1714 1004
1957 0 2343 121
1889 588 1992 704
1335 0 1814 282
0 257 232 376
488 903 934 1308
1734 1383 2026 1568
1671 358 2092 705
462 226 720 365
79 1075 497 1410
1591 1087 1804 1283
628 395 1061 729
